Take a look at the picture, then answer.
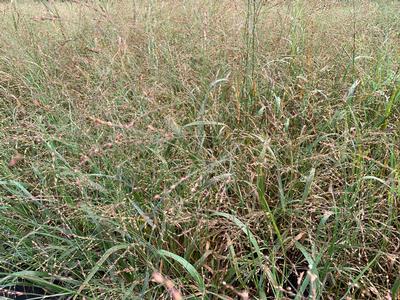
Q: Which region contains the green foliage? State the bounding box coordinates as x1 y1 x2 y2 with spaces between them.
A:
0 0 399 299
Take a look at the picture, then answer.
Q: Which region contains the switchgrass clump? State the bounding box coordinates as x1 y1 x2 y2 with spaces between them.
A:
0 0 399 299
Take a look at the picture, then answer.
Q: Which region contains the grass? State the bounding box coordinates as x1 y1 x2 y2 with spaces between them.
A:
0 0 399 299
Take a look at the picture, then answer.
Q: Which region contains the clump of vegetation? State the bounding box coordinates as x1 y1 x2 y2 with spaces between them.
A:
0 0 399 299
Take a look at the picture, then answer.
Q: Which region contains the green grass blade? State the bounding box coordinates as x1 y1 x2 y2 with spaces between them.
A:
301 168 315 204
157 249 206 296
256 167 283 246
212 211 278 300
392 276 400 300
77 244 131 296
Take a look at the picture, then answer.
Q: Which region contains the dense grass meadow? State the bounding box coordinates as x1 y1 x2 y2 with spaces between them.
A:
0 0 399 299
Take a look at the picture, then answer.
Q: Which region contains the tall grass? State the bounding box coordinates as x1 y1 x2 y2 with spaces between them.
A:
0 0 399 299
